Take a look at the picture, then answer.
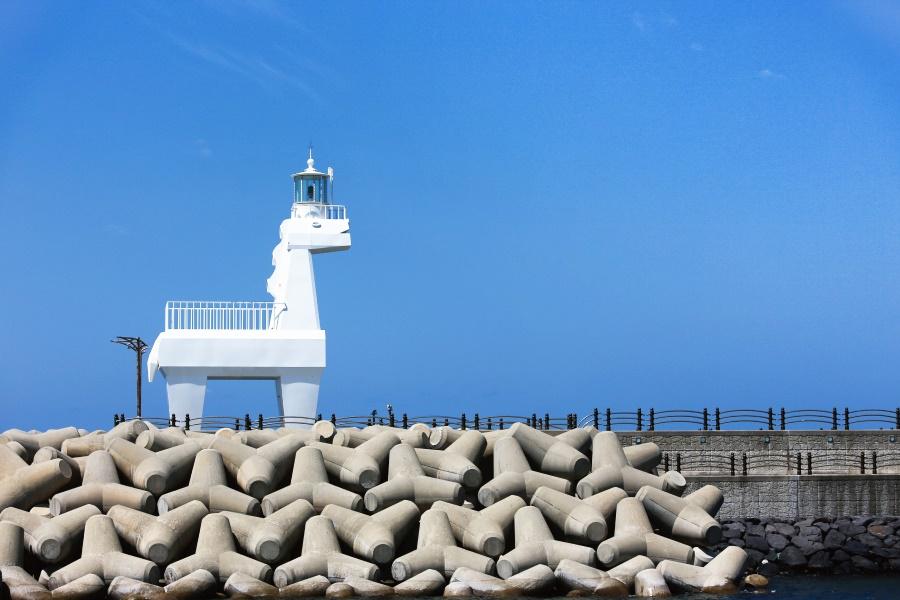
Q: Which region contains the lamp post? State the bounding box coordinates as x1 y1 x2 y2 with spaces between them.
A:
112 336 149 418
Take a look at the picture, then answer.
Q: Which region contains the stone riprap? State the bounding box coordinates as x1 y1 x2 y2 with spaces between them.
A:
0 422 763 599
715 515 900 575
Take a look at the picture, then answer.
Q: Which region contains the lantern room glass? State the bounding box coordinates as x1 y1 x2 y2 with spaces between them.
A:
294 175 328 204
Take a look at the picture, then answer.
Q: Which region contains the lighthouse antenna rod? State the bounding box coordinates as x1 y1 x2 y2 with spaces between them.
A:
111 336 149 418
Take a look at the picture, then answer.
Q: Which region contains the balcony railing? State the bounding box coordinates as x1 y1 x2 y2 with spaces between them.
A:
164 301 284 331
291 202 347 220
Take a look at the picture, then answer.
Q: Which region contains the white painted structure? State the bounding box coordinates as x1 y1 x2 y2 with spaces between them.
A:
147 151 350 427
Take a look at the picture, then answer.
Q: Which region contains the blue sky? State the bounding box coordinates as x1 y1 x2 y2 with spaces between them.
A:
2 1 900 429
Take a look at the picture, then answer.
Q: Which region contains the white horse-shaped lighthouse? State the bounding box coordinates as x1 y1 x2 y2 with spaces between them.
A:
147 151 350 428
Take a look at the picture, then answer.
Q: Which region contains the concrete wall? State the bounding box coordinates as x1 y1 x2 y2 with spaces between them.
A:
683 475 900 520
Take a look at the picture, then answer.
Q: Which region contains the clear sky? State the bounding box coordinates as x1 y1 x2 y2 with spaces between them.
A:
2 1 900 430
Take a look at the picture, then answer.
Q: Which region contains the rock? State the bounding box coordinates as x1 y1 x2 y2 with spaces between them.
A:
840 524 866 536
855 533 883 548
832 549 850 563
771 523 795 537
778 546 806 568
823 529 846 549
868 524 893 539
744 549 765 568
799 526 821 539
807 551 832 570
790 536 812 550
728 538 745 548
745 536 769 553
745 524 765 538
801 542 824 557
852 517 874 527
888 558 900 571
844 539 869 555
765 534 788 551
743 574 768 589
795 519 814 528
850 555 878 572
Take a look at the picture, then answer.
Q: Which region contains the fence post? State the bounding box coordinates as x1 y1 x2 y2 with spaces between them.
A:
860 451 866 474
649 408 655 431
730 452 735 476
244 414 251 430
487 417 493 430
675 452 681 473
234 418 240 431
474 413 480 431
544 413 550 430
636 408 643 432
461 413 467 430
844 408 851 431
402 413 408 429
443 418 449 427
258 414 263 430
317 413 322 423
832 408 838 431
170 414 176 427
185 414 190 431
113 414 119 426
593 408 599 429
531 413 537 428
431 418 437 428
715 408 721 431
780 408 786 431
767 408 774 430
388 408 395 428
664 453 670 471
796 452 802 475
571 412 577 429
806 452 812 475
873 451 878 474
702 408 708 431
742 452 748 476
605 408 612 431
499 418 504 430
331 413 336 425
896 408 900 430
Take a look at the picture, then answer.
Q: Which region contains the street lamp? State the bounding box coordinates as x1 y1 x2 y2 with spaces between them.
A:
112 336 149 418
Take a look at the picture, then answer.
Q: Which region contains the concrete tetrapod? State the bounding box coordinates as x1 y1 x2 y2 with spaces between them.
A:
1 429 80 461
477 438 572 507
634 486 722 546
595 498 693 568
508 423 590 480
394 570 445 597
633 569 671 598
321 500 419 564
163 569 218 600
61 422 149 458
504 564 555 595
278 574 332 598
0 445 73 512
49 451 153 516
1 521 51 600
341 576 394 597
135 428 188 452
496 506 596 579
391 509 495 581
431 496 525 558
260 447 363 515
529 486 607 543
607 555 655 589
307 431 400 491
46 515 159 589
105 439 199 496
552 559 627 597
222 572 278 597
164 514 272 584
576 432 685 499
49 573 104 600
623 443 663 472
105 576 164 600
32 449 83 485
364 444 464 512
334 425 428 449
272 516 378 587
221 499 315 562
656 546 748 593
0 505 100 563
108 500 208 564
414 430 485 488
157 449 261 515
208 434 306 500
449 567 517 597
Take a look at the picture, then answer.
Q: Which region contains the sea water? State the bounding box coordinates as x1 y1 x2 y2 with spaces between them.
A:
663 575 900 599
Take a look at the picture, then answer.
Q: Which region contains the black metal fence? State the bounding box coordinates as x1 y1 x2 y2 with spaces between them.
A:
114 406 900 432
662 450 900 476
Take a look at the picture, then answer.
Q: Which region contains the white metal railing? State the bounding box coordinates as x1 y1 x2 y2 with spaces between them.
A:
164 301 285 331
291 202 347 220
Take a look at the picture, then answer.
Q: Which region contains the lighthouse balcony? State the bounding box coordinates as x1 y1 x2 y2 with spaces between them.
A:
290 202 347 220
164 301 286 331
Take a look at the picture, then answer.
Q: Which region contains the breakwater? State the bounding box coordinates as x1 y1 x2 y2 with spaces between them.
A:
713 515 900 574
